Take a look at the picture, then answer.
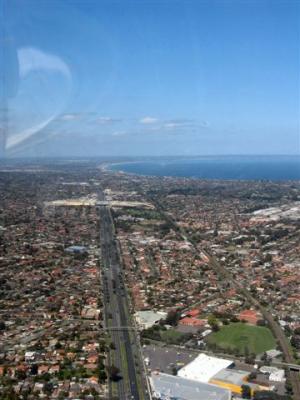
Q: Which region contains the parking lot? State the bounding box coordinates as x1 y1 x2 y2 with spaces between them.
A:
142 344 286 395
142 344 197 374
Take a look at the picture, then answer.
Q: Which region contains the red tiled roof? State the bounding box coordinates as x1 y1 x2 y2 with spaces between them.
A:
179 317 206 327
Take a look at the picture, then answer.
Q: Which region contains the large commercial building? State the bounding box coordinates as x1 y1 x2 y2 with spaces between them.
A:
210 368 269 396
150 372 231 400
177 353 233 382
135 310 167 329
176 353 271 396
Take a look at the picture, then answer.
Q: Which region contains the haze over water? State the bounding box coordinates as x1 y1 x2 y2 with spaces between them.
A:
110 156 300 181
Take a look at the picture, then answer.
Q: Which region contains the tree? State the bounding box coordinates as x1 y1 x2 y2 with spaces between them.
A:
58 391 68 399
99 369 107 382
256 319 266 327
107 365 120 381
40 372 51 382
244 345 250 357
165 310 180 326
208 315 218 326
15 369 26 380
109 341 116 350
208 315 219 332
43 382 54 395
55 341 63 349
171 366 177 375
290 335 300 350
285 380 293 395
211 323 220 332
30 364 38 375
0 387 18 400
245 353 256 365
294 327 300 335
254 391 292 400
248 371 257 380
261 352 268 362
241 384 251 399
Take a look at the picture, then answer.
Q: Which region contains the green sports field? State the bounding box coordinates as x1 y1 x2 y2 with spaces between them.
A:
206 322 276 355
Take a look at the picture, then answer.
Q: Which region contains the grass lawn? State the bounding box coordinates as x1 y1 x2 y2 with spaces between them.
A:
206 322 276 355
160 328 186 344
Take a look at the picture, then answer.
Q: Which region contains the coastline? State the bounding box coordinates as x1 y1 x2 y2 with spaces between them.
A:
100 156 300 182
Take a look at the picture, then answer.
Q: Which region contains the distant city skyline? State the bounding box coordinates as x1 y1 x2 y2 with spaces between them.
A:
1 0 299 157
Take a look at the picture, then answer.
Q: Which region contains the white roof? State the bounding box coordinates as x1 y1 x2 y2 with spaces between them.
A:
270 369 285 382
150 372 231 400
178 353 233 383
266 349 281 358
260 366 279 374
25 351 35 357
135 310 167 327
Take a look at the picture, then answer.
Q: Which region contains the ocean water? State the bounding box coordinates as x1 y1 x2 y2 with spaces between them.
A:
109 156 300 181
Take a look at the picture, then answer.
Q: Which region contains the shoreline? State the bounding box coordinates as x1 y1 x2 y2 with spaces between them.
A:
100 157 300 182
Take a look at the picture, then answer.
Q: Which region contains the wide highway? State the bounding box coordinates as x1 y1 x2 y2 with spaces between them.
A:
98 192 146 399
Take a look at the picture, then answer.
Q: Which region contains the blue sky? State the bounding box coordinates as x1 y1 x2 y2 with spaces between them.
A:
1 0 299 157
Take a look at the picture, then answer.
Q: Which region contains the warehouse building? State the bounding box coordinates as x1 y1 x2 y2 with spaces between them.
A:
176 353 272 396
177 353 234 382
210 368 269 396
260 366 286 382
150 372 231 400
135 310 167 329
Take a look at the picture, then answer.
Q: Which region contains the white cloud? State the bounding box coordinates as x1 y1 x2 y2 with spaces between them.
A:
163 119 198 130
139 116 158 124
59 113 80 121
163 122 182 129
96 117 121 124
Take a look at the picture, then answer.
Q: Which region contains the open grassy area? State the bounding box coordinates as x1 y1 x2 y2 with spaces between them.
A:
141 325 189 345
160 328 186 344
206 322 276 355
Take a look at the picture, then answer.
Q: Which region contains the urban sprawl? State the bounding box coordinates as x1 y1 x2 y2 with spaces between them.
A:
0 160 299 400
